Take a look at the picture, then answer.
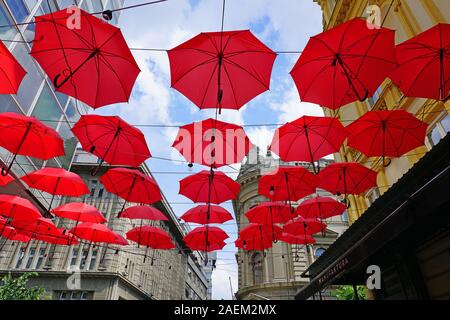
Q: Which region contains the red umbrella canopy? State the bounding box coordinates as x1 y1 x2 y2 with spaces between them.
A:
100 168 162 205
0 113 64 175
70 222 128 245
245 202 294 225
30 7 140 109
72 115 151 168
183 226 228 252
11 217 59 239
296 196 346 220
0 226 31 242
126 226 175 249
258 166 318 202
239 223 282 242
21 168 89 197
172 118 253 168
346 110 428 158
270 116 347 163
235 236 273 251
279 233 316 245
291 18 397 110
0 41 26 94
0 195 42 220
179 170 240 204
35 228 79 246
180 204 233 224
283 218 326 235
52 202 106 223
390 23 450 101
0 173 14 187
168 30 276 111
120 205 168 221
317 162 378 195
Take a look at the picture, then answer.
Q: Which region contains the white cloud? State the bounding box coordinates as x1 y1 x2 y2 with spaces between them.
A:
212 262 238 300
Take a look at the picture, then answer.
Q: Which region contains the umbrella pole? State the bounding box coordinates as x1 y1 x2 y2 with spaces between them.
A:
335 55 368 101
53 50 100 89
304 126 318 174
47 177 60 212
1 123 32 176
91 128 122 176
0 206 14 242
270 207 277 243
439 47 449 101
151 247 156 266
100 244 108 265
143 246 148 263
284 173 294 215
118 175 137 217
137 219 143 249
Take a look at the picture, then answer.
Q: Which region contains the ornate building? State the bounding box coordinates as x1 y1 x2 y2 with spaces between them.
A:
233 148 348 300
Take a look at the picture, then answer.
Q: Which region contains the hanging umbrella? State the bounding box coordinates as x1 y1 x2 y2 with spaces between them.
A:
120 205 168 221
179 170 240 204
52 202 106 223
245 202 294 225
183 226 228 252
291 18 397 110
181 204 233 224
127 226 175 264
235 236 273 251
30 7 140 109
72 115 151 175
0 41 26 94
172 118 253 168
390 23 449 101
283 217 326 236
0 226 31 242
239 223 282 243
258 166 317 203
35 228 79 246
346 110 428 165
279 233 316 245
269 116 347 172
317 162 378 203
100 168 161 216
0 113 64 176
21 168 89 210
0 195 42 221
296 196 346 220
70 222 128 245
11 217 60 241
0 173 14 186
168 30 276 112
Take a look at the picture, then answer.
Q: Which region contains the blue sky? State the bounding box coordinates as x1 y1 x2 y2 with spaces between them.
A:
95 0 324 299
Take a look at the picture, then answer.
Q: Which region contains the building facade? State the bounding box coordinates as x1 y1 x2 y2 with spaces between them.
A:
233 148 348 300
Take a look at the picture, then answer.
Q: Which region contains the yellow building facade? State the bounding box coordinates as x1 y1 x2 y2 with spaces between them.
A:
313 0 450 224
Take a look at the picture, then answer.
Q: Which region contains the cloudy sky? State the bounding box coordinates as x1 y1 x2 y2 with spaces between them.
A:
95 0 324 299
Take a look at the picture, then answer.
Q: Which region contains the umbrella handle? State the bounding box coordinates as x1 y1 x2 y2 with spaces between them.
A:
357 87 369 102
382 157 391 167
102 10 113 21
1 161 14 176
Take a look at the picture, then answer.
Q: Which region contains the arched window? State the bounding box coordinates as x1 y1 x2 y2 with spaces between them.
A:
251 252 263 285
314 247 326 258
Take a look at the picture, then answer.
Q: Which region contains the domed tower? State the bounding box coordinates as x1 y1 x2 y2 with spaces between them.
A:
233 147 348 300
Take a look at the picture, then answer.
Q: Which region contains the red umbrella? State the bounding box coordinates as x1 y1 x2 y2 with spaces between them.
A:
258 167 317 202
11 217 60 241
72 115 151 175
390 23 449 101
181 204 233 224
52 202 106 223
21 168 89 210
283 218 326 235
239 223 282 243
279 233 316 245
183 226 228 252
100 168 161 216
0 173 14 187
172 118 253 168
296 196 346 220
235 236 273 251
0 226 31 242
168 30 276 111
0 41 26 94
0 113 64 176
245 202 294 225
291 18 397 110
30 7 140 109
70 222 128 245
0 195 42 221
120 205 168 221
35 228 79 246
269 116 347 172
346 110 428 165
179 170 240 204
317 162 378 200
126 226 175 250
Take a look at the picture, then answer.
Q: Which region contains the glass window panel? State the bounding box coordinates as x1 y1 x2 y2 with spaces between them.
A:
440 115 450 133
40 0 58 14
430 125 442 145
31 84 63 129
5 0 29 23
22 22 35 43
57 122 78 169
0 95 21 113
24 0 37 12
0 2 18 41
65 100 81 123
56 0 75 10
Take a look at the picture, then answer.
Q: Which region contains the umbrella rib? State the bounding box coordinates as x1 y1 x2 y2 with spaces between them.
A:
170 56 218 87
199 61 219 108
342 53 398 65
300 61 334 102
97 54 129 102
169 47 217 58
221 61 240 107
340 29 390 55
222 56 269 89
402 56 441 97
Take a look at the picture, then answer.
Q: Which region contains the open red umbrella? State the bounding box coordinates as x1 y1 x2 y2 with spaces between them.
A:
0 226 31 242
72 115 151 175
168 30 276 112
279 233 316 245
52 202 106 223
235 236 273 251
11 217 59 241
239 223 282 243
183 226 228 252
35 228 79 246
317 162 378 201
181 204 233 224
291 18 397 110
0 113 64 176
30 7 140 109
258 167 317 203
70 222 128 245
245 202 294 225
283 218 326 235
0 41 26 94
100 168 161 216
270 116 347 172
346 110 428 165
172 118 253 168
179 170 240 204
21 168 89 210
0 195 42 221
296 196 346 220
120 205 168 221
0 173 14 187
390 23 449 101
127 226 175 263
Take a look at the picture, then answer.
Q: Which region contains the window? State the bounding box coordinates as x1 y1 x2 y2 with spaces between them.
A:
15 247 26 268
57 122 78 169
367 86 383 109
89 180 98 197
427 115 450 148
0 2 18 40
5 0 29 23
251 252 263 285
80 249 89 269
25 248 36 269
366 187 381 206
56 291 93 300
70 248 79 266
31 85 63 129
88 249 98 270
314 247 326 258
35 248 46 269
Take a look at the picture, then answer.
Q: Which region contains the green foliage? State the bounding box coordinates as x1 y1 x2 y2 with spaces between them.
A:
333 285 366 300
0 272 47 300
